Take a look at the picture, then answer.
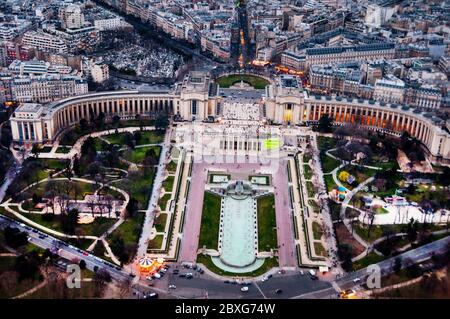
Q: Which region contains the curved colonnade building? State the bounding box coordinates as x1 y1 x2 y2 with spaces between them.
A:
10 72 450 163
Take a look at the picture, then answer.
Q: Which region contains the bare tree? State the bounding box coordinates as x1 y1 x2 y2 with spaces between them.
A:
87 196 98 217
44 180 59 214
104 194 114 218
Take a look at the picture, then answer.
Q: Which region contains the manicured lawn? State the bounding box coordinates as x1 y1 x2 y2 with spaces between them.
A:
303 152 313 164
114 168 155 208
26 179 94 199
306 181 316 198
39 146 53 153
122 146 161 164
309 200 320 214
148 234 163 249
197 254 278 277
55 146 71 153
98 186 126 201
198 192 221 249
257 194 277 251
317 136 338 151
320 152 341 173
158 193 171 211
166 160 177 173
108 212 145 247
104 130 163 146
312 221 323 240
162 175 175 192
338 165 377 190
303 164 313 180
352 252 386 270
314 242 327 257
22 213 115 237
154 213 167 232
323 174 336 192
216 74 269 89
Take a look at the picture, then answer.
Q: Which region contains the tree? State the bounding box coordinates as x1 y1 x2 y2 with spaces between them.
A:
155 113 169 131
406 218 418 242
112 115 121 128
337 243 353 271
73 156 81 177
80 118 89 132
142 148 158 169
393 257 402 273
124 132 135 149
317 114 333 133
44 180 60 214
31 144 40 158
133 130 142 144
125 198 139 219
338 171 350 183
103 194 114 218
61 208 79 234
87 196 98 217
14 253 41 280
79 259 87 270
4 226 28 248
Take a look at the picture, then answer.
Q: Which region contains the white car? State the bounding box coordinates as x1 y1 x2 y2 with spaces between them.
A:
261 276 268 282
353 278 361 283
168 285 176 289
240 286 249 292
153 273 161 279
300 270 304 275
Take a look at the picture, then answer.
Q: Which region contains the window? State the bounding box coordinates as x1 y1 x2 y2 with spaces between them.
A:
192 100 198 115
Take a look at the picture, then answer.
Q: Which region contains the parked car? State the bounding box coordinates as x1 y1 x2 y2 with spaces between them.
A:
240 286 249 292
145 292 158 299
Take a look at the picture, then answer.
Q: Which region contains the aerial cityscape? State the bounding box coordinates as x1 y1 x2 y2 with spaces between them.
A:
0 0 450 303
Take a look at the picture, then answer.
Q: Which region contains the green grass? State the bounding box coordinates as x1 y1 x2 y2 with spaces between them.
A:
97 186 126 201
216 74 269 89
148 234 163 249
104 130 163 146
198 192 221 249
22 213 115 237
312 221 323 240
122 146 161 164
25 179 94 199
314 242 327 257
162 175 175 192
352 252 386 270
113 168 155 208
39 146 53 153
320 152 341 173
309 200 320 214
158 193 172 211
108 212 145 246
323 174 336 192
154 213 167 232
197 254 278 277
317 136 338 151
303 164 313 180
55 146 71 154
303 152 313 164
166 160 177 173
306 181 316 198
257 194 278 251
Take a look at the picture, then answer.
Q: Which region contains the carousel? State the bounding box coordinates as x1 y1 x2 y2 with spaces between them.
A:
138 256 166 275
